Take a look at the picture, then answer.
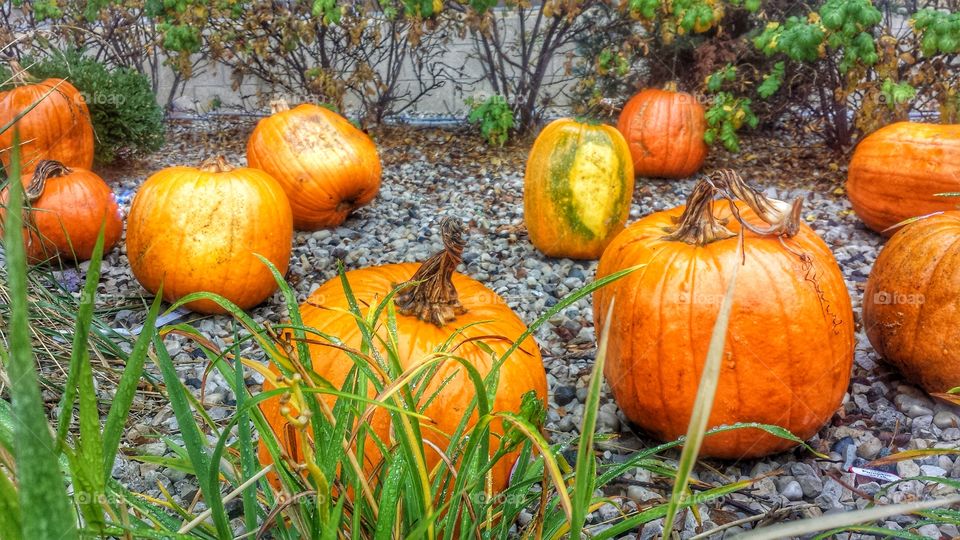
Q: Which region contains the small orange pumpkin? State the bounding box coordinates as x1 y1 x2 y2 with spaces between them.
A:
0 61 94 173
863 211 960 393
257 219 547 493
125 156 293 314
846 122 960 235
0 160 121 264
524 118 634 259
595 171 854 458
616 87 707 179
247 100 381 230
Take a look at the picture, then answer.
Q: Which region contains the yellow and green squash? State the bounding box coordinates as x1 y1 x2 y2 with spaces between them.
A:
523 118 634 259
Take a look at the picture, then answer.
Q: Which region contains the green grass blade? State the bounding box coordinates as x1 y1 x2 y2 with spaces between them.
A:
102 291 163 476
151 334 231 538
1 137 77 538
570 301 615 533
232 325 260 534
0 468 23 540
734 497 960 540
662 258 740 534
62 226 108 530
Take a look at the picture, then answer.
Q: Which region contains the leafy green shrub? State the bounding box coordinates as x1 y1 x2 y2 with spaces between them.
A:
2 50 165 164
466 95 515 147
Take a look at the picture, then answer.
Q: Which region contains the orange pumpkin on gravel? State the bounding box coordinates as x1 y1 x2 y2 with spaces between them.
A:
617 87 707 179
863 211 960 393
846 122 960 235
257 218 547 493
595 171 854 458
125 156 293 314
0 61 94 173
0 160 121 263
247 99 381 230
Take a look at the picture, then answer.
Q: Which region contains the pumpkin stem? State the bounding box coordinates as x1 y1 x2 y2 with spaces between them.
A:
711 169 803 238
25 160 71 202
7 60 35 86
198 155 235 173
662 180 736 245
395 217 468 327
270 99 291 114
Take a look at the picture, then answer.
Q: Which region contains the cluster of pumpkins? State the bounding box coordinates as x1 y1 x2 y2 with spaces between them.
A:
528 88 960 461
2 62 958 495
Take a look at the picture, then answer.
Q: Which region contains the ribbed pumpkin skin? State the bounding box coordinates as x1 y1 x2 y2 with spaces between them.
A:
847 122 960 235
863 212 960 393
258 264 548 492
247 103 381 230
0 166 121 263
617 89 707 179
524 119 634 260
125 163 293 314
0 78 94 173
595 203 854 458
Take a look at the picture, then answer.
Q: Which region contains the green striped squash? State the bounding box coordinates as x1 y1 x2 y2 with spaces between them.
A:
524 118 634 259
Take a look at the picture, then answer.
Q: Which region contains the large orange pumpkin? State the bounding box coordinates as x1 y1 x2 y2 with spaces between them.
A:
863 211 960 393
616 87 707 179
247 100 381 230
524 118 634 260
595 171 854 458
846 122 960 235
0 160 122 264
257 219 547 493
0 61 94 173
125 156 293 314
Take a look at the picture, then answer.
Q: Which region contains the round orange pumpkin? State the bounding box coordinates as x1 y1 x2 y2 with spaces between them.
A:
247 100 381 230
0 160 121 264
846 122 960 236
0 61 94 173
257 219 547 493
863 211 960 393
595 171 854 458
524 118 634 260
125 156 293 314
616 87 707 179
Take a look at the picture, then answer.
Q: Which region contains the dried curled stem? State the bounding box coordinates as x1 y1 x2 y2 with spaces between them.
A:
663 169 804 246
395 217 467 326
198 155 235 173
25 160 71 202
662 180 736 245
711 169 803 238
7 59 34 86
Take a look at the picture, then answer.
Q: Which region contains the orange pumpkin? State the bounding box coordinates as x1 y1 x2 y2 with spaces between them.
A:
863 211 960 393
257 219 547 493
524 118 634 259
595 171 854 458
125 156 293 314
0 61 94 173
0 160 121 264
846 122 960 235
616 87 707 179
247 100 381 230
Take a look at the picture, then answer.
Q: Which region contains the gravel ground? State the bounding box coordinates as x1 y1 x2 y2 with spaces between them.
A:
77 117 960 538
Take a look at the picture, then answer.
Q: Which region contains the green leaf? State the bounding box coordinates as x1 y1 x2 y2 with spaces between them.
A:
0 136 78 539
152 335 232 538
65 226 108 530
102 292 163 477
569 302 615 533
